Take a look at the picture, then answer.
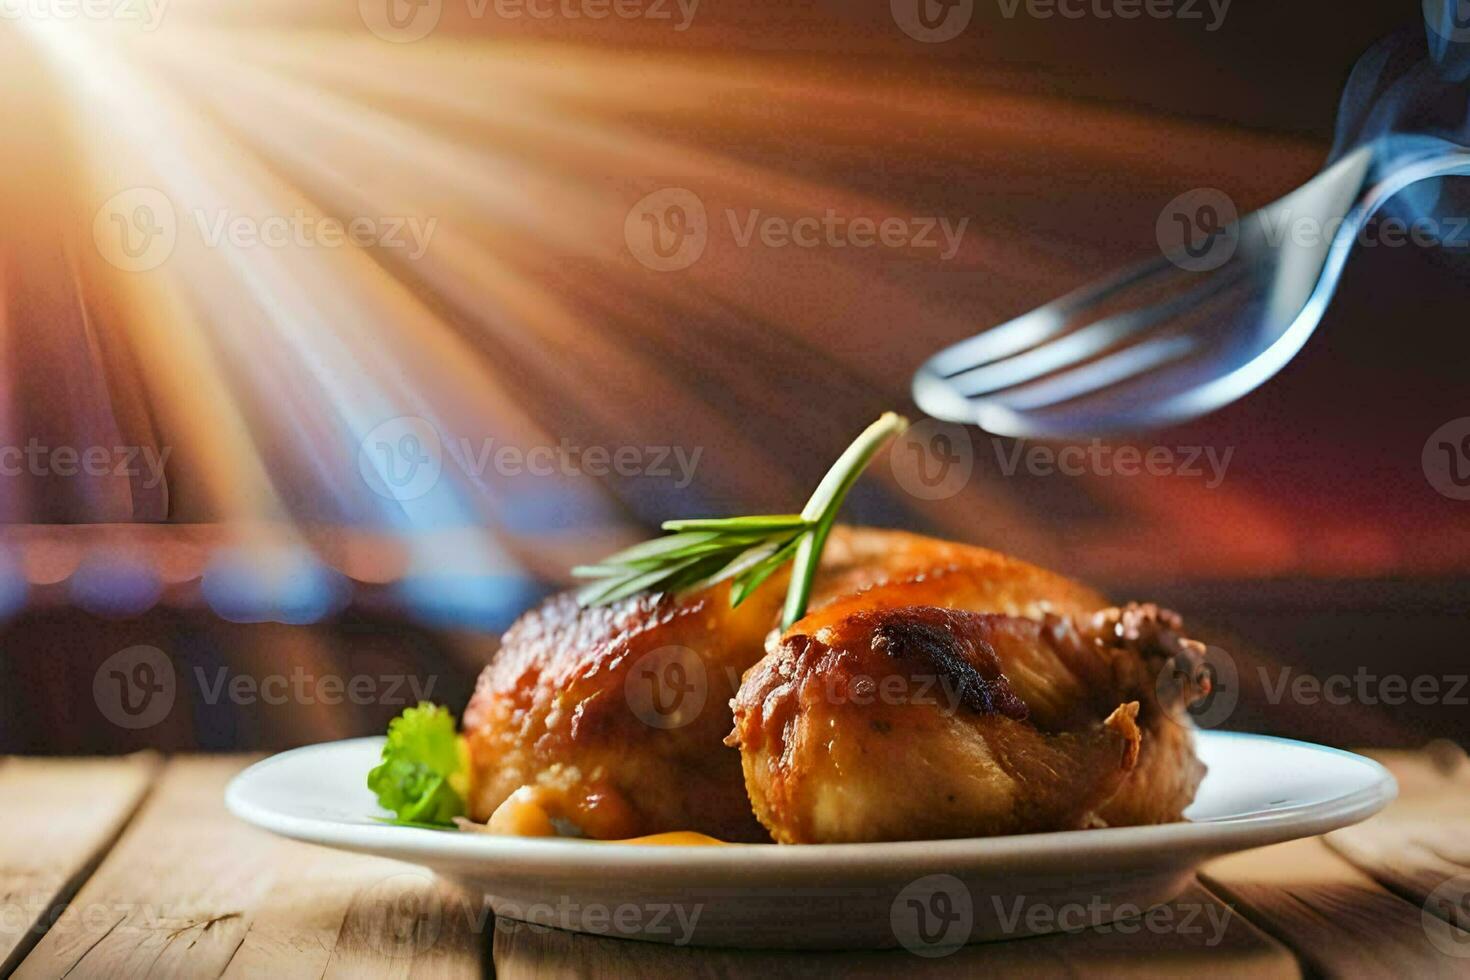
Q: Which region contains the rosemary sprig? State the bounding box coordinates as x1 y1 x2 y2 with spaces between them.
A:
573 412 909 628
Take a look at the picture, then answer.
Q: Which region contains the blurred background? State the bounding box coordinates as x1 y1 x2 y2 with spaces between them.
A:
0 2 1466 754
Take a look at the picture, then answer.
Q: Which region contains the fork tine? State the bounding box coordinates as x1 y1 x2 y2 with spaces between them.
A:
982 333 1199 412
914 145 1470 437
924 254 1188 377
945 260 1251 398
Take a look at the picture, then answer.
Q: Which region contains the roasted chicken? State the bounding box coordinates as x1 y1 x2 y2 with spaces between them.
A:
464 526 1210 843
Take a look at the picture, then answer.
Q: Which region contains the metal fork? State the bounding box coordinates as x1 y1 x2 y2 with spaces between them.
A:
912 139 1470 438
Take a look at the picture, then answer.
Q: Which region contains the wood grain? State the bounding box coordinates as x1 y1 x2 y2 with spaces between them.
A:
8 747 1469 976
11 756 483 980
1201 743 1470 978
492 883 1294 979
1323 744 1470 939
1201 837 1469 978
0 754 159 975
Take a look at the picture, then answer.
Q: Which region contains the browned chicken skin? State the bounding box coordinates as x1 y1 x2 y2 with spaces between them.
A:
464 526 1209 843
730 603 1208 843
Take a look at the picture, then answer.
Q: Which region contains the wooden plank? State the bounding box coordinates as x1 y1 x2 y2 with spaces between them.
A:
1202 837 1469 978
1321 744 1470 942
493 882 1295 979
11 756 483 980
1202 745 1470 977
12 746 1466 976
0 753 160 975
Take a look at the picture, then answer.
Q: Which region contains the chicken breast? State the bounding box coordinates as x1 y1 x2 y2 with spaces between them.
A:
464 526 1208 842
729 602 1208 843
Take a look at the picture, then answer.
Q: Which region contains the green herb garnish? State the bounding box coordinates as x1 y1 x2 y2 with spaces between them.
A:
574 412 909 628
366 702 466 826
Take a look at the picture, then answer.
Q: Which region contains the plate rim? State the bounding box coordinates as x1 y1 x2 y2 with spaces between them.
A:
225 730 1397 875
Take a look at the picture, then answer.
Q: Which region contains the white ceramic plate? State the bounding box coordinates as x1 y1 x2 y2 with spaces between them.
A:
226 731 1395 950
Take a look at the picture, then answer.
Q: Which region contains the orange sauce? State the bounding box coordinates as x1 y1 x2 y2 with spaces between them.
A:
482 790 730 845
595 831 730 846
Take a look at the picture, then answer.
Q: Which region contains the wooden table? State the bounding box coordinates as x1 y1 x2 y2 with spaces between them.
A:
3 746 1468 978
